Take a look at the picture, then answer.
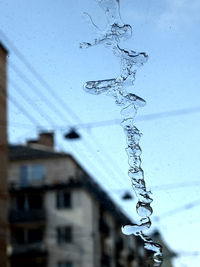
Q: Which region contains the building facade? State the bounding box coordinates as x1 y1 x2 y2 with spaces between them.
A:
8 133 146 267
0 42 9 267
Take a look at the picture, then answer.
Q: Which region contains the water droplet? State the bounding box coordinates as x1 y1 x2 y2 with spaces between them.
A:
136 202 153 217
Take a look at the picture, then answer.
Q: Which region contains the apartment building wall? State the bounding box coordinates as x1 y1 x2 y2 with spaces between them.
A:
9 156 77 186
9 147 150 267
8 153 102 267
0 43 9 266
46 189 96 267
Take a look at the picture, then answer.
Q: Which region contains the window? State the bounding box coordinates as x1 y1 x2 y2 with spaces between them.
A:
14 229 26 245
58 262 73 267
28 228 43 243
16 195 27 211
56 191 71 209
57 226 72 244
28 194 43 209
16 194 43 211
20 164 45 185
14 228 43 244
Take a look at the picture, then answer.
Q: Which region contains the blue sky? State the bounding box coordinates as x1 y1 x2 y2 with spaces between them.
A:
1 0 200 266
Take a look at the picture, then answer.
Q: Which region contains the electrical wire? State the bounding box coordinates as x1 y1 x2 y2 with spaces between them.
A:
70 106 200 129
151 180 200 191
66 140 125 190
0 88 42 127
79 133 128 188
153 198 200 222
9 78 56 127
2 32 200 207
2 63 129 191
9 61 73 123
1 56 128 191
0 29 81 124
2 103 200 131
8 61 128 189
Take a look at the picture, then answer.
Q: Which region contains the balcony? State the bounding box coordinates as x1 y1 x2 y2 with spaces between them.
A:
99 219 110 237
11 242 46 256
115 237 124 252
9 209 46 223
101 253 111 267
10 243 47 267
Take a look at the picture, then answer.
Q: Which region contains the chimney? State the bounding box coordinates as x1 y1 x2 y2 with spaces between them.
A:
0 42 9 266
38 132 54 148
27 132 54 149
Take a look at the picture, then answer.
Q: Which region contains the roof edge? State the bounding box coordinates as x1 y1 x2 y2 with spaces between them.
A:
0 42 9 54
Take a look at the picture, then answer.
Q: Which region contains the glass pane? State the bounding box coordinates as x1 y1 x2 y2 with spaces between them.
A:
28 194 43 209
28 228 43 243
19 165 28 186
30 165 45 180
57 227 72 244
16 194 26 210
58 262 73 267
57 191 71 209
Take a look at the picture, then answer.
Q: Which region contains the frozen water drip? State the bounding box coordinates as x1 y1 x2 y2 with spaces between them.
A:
81 0 163 265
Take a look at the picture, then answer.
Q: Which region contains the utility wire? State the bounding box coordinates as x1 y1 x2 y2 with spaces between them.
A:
9 78 56 127
0 29 81 123
4 66 199 197
69 139 127 189
2 32 200 264
154 198 200 221
1 83 127 191
7 52 128 188
2 104 200 131
71 106 200 129
177 251 200 257
1 56 200 131
80 132 128 188
101 180 200 196
151 180 200 191
4 32 198 126
9 61 73 123
3 58 129 189
0 88 42 128
5 76 200 191
3 32 200 200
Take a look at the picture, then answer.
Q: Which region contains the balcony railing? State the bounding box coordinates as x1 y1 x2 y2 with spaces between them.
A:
9 209 45 223
101 253 111 267
115 237 124 252
99 219 110 237
11 242 47 256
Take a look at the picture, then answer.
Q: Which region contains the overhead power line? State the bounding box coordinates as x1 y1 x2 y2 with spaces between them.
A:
2 104 200 131
0 37 130 190
177 251 200 257
1 65 128 191
151 180 200 191
9 61 72 123
0 63 64 128
2 30 200 129
78 136 128 189
9 78 56 127
0 29 81 123
2 31 200 203
154 198 200 221
0 88 42 127
71 106 200 129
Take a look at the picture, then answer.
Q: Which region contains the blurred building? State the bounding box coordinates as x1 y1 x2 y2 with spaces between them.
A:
8 132 146 267
0 42 9 267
